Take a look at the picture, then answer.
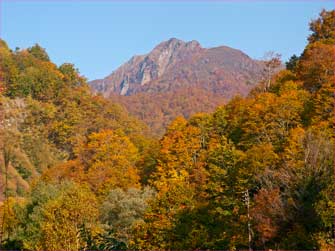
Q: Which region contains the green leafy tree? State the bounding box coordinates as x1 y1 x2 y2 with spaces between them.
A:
18 181 99 251
100 187 155 247
27 44 50 62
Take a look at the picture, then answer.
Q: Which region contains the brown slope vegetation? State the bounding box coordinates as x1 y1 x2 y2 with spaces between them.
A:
110 87 226 136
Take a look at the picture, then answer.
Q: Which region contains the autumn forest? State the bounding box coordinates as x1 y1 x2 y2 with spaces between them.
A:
0 9 334 251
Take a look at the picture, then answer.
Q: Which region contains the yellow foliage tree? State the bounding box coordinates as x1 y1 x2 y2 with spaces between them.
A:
80 129 140 196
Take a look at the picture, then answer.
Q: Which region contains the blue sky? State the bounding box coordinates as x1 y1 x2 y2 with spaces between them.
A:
1 1 334 80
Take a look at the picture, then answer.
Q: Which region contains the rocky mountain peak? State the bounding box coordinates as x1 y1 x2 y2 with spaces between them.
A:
89 38 263 97
153 38 202 54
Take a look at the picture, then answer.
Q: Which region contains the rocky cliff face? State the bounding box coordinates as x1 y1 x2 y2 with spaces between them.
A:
90 38 263 99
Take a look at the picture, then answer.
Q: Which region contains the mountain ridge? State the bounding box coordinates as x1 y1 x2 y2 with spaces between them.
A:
89 38 263 98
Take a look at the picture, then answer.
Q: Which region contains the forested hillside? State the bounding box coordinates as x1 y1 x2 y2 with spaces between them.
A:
0 9 334 250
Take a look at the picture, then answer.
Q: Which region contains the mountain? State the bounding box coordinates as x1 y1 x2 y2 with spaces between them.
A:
90 38 263 97
89 38 264 135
